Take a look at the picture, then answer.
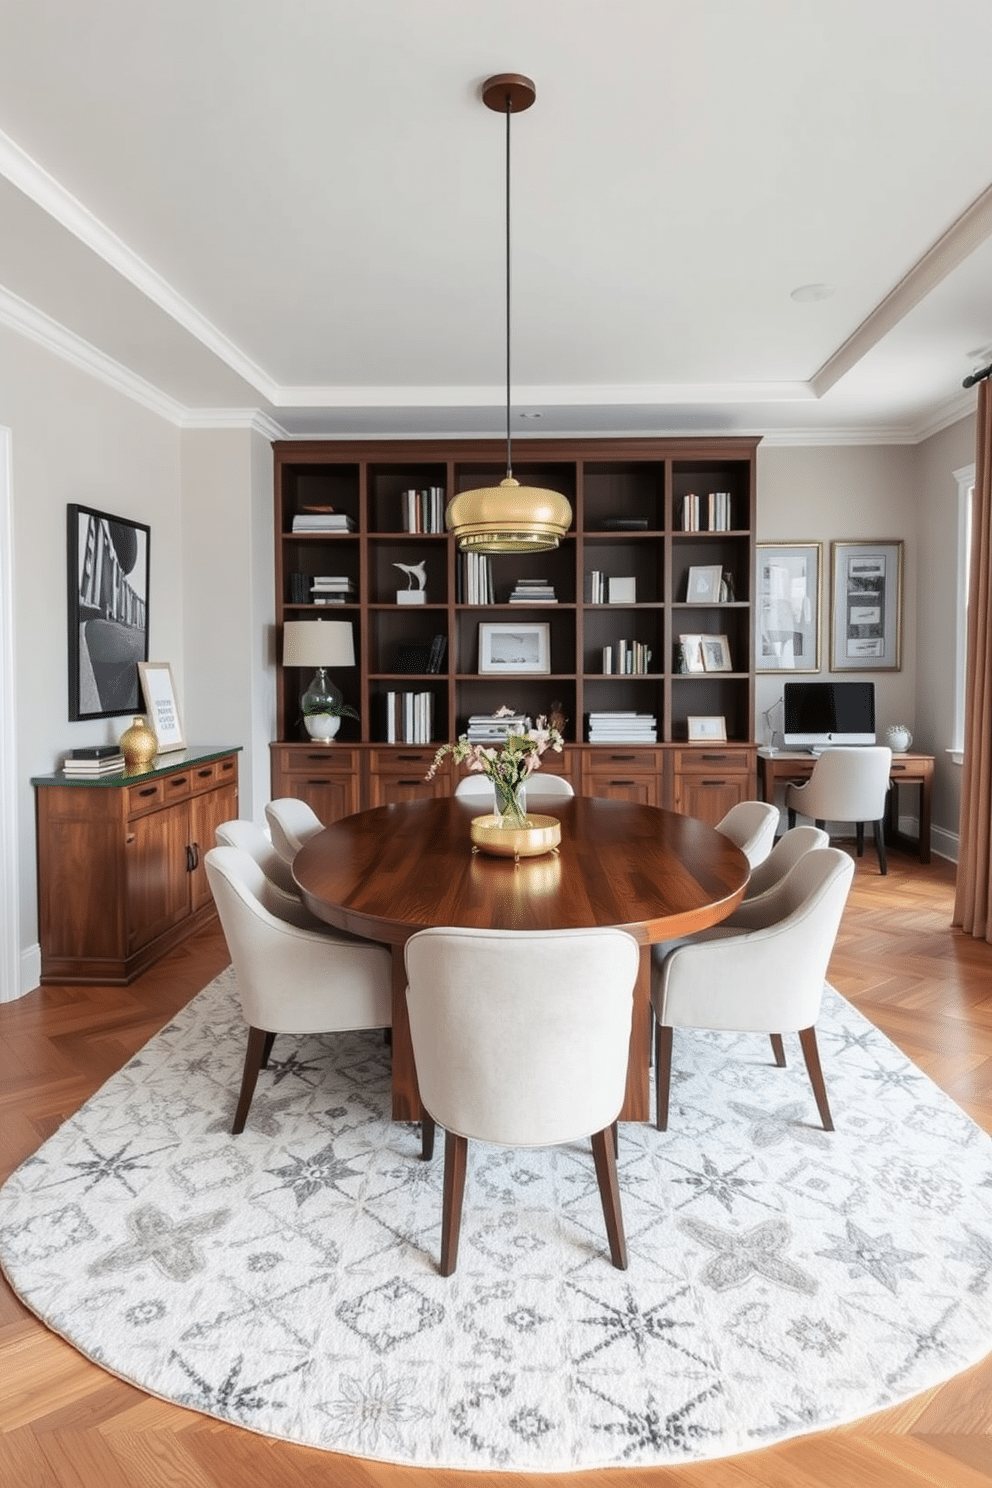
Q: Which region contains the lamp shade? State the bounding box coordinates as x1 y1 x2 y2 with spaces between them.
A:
282 620 355 669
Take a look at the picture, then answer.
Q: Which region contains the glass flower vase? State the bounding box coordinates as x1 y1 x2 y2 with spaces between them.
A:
493 778 528 828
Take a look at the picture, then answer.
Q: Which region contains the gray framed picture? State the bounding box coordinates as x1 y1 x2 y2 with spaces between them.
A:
830 540 903 671
67 504 150 719
756 542 821 672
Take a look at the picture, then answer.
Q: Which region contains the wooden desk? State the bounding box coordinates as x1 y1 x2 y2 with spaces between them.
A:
756 749 934 863
293 793 749 1123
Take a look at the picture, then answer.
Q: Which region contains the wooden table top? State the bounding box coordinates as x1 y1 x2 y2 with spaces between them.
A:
293 793 749 945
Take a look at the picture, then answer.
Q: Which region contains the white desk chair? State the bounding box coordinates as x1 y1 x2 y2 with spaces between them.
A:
784 746 892 874
205 845 391 1133
405 925 638 1275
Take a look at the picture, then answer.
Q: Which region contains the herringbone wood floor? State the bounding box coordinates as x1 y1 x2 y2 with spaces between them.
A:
2 847 991 1487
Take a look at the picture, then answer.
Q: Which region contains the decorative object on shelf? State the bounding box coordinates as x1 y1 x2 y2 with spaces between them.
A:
445 74 572 553
678 634 706 674
687 715 728 742
686 564 723 603
548 699 568 736
393 561 427 605
886 724 913 753
608 576 637 604
282 619 357 742
426 709 563 839
478 621 551 675
830 540 903 671
756 542 821 672
67 504 150 722
117 715 158 769
137 661 185 753
701 634 733 672
470 811 562 861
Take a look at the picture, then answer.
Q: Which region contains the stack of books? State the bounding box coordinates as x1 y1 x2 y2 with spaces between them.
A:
401 487 445 533
465 711 529 743
457 551 494 604
384 690 434 744
508 578 557 603
311 576 355 604
62 745 126 776
292 506 356 533
602 640 652 675
586 711 657 743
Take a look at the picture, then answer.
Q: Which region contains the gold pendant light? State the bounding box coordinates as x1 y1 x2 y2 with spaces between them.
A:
446 74 572 554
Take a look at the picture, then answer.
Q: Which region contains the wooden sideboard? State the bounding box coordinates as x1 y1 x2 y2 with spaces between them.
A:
33 746 240 985
756 748 934 863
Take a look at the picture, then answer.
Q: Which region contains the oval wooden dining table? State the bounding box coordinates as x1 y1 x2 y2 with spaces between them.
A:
293 793 750 1123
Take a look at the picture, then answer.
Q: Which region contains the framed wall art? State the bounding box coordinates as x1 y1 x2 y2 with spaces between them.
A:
756 542 821 672
67 504 150 720
478 622 551 675
138 661 185 752
830 540 903 671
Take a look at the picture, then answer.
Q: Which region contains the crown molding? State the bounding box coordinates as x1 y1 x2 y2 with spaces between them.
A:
273 379 815 409
0 127 278 401
179 407 288 440
0 285 187 423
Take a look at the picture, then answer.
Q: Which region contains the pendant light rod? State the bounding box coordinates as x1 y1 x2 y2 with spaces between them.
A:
504 91 512 478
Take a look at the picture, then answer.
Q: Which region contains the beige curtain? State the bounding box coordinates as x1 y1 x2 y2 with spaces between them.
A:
953 378 992 939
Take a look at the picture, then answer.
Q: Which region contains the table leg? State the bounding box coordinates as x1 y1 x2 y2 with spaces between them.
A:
389 943 422 1121
618 945 651 1122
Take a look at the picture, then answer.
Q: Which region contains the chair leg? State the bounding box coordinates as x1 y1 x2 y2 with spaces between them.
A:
798 1025 833 1131
439 1130 468 1276
655 1022 673 1131
873 817 888 875
770 1033 786 1066
855 822 865 856
787 806 797 829
232 1025 270 1135
260 1030 276 1068
591 1126 628 1270
421 1110 436 1161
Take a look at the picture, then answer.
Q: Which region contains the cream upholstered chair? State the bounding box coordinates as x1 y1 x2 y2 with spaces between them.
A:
205 845 391 1133
715 800 780 868
784 745 892 874
405 926 639 1275
455 772 575 807
215 818 329 931
264 798 324 862
520 772 574 798
652 847 855 1133
743 824 830 903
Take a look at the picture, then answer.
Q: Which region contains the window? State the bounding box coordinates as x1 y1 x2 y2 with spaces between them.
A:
952 463 975 762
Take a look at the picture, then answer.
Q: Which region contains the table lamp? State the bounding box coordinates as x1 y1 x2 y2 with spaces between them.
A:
282 619 356 742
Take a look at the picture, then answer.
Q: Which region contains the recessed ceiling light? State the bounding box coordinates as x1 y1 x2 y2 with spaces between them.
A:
790 283 835 303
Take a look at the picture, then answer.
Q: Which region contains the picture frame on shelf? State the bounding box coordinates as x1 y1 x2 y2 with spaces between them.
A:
478 621 551 675
756 542 821 672
701 634 733 672
830 540 903 671
687 715 728 742
685 564 724 603
678 634 706 674
67 504 150 721
137 662 185 752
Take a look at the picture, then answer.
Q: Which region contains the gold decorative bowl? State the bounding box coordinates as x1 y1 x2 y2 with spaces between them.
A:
470 813 562 860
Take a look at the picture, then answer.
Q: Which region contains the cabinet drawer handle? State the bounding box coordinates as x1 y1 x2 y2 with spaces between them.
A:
609 754 637 761
185 845 195 872
610 780 636 786
168 775 190 790
197 767 213 779
701 779 728 786
891 764 907 773
700 753 729 762
398 754 424 762
125 833 135 845
305 779 331 786
136 786 157 798
399 779 421 786
306 753 336 762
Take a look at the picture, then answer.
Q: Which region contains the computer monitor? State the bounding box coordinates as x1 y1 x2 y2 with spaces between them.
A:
782 681 876 749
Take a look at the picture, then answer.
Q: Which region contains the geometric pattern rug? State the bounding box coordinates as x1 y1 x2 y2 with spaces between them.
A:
1 966 991 1473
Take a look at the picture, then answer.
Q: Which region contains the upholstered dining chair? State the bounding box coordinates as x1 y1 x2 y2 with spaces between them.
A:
784 745 892 873
405 925 639 1275
743 824 830 903
264 797 325 862
454 772 575 805
215 818 328 930
652 847 855 1133
715 800 780 867
205 845 391 1133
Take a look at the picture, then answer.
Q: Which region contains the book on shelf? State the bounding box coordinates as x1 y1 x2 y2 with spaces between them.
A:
291 513 356 532
384 689 434 745
401 486 445 534
600 516 648 530
508 578 557 603
426 633 447 673
311 576 355 605
62 754 126 775
680 493 700 531
601 639 652 674
66 744 124 760
457 551 494 604
288 571 310 603
708 491 732 531
584 570 606 604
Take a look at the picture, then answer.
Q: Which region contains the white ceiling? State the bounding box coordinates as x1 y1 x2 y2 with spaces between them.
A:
2 0 992 443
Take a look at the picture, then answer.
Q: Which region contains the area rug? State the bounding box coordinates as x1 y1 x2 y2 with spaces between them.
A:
1 969 991 1472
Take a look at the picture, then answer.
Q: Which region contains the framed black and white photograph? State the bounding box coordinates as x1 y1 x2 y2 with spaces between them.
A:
687 715 727 742
685 564 723 603
678 634 706 673
830 540 903 671
756 542 821 672
478 622 551 675
138 661 185 752
701 634 733 672
67 504 150 720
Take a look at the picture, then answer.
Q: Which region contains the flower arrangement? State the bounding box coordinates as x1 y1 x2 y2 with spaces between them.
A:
426 707 564 826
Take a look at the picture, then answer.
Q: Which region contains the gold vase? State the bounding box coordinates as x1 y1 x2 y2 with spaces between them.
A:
118 715 158 768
